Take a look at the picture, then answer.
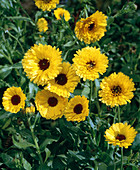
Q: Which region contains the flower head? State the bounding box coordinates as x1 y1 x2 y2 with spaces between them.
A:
35 89 68 120
73 46 108 81
2 87 26 113
37 18 48 32
34 0 59 11
104 123 138 148
64 96 89 122
75 11 107 44
45 62 80 98
99 72 136 107
22 44 62 86
54 8 70 21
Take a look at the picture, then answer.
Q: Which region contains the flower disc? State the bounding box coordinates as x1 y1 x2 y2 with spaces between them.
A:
2 87 26 113
99 72 136 107
104 123 137 148
22 44 62 86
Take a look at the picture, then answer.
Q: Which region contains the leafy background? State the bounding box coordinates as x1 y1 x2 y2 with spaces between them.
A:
0 0 140 169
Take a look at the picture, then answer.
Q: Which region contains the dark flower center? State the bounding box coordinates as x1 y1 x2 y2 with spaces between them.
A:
48 97 58 107
111 85 122 96
74 104 83 114
116 134 126 141
55 74 67 85
86 61 96 68
38 59 50 70
11 95 21 105
88 23 95 31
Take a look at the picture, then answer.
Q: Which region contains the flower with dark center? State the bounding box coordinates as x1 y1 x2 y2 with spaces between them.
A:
48 97 58 107
104 122 138 148
11 95 21 105
111 85 122 96
64 95 89 122
2 87 26 113
74 104 83 114
116 134 126 141
35 89 68 120
38 59 50 70
22 44 62 86
99 72 136 107
45 62 80 98
55 73 67 85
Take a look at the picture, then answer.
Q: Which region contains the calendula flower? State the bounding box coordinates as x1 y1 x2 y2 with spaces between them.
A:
54 8 70 21
34 0 59 11
26 106 35 114
64 96 89 122
35 89 68 120
104 123 138 148
2 87 26 113
75 11 107 44
73 46 108 81
37 18 48 32
22 44 62 86
45 62 80 98
99 72 136 107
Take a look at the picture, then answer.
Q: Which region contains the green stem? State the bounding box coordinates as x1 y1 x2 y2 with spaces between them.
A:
118 106 121 122
89 80 93 113
28 118 43 164
114 148 116 170
121 147 123 170
113 107 117 123
6 30 25 54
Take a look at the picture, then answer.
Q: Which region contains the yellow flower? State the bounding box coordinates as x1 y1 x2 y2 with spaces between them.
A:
37 18 48 32
75 10 107 44
34 0 59 11
104 123 138 148
45 62 80 98
35 89 68 120
2 87 26 113
99 72 136 107
25 106 35 114
54 8 70 21
64 96 89 122
73 46 108 81
22 44 62 86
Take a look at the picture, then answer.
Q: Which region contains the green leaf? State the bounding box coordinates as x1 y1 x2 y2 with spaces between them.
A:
2 118 11 129
44 148 51 162
98 162 107 170
63 41 75 47
12 135 35 149
0 153 16 168
0 65 12 79
6 16 35 26
68 150 85 160
22 158 32 170
40 138 58 152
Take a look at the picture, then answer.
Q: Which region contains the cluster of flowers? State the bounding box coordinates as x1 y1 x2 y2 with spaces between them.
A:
2 0 137 149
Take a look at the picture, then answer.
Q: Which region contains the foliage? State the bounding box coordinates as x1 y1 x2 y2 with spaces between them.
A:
0 0 140 169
